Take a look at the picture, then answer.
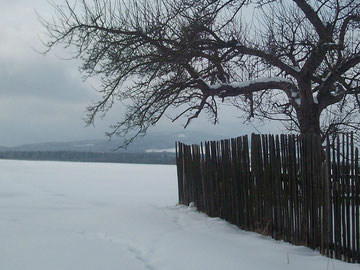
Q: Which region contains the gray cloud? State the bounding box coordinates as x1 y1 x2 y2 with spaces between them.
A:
0 57 91 102
0 0 279 147
0 0 113 146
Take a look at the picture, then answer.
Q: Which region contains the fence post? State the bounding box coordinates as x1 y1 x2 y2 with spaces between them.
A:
176 133 360 264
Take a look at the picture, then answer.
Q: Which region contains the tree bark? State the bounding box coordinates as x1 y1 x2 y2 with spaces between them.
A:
297 105 321 136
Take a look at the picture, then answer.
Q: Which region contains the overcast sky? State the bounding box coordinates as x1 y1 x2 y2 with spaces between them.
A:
0 0 281 147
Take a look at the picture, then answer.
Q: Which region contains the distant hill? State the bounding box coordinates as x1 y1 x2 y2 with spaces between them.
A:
0 131 233 164
0 151 176 165
0 131 229 153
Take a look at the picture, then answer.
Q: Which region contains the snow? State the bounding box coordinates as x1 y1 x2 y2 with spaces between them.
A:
145 148 176 153
204 77 293 90
313 95 319 104
73 143 96 147
0 159 357 270
295 98 301 105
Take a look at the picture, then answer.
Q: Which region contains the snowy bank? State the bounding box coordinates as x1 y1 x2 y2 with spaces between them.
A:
0 160 357 270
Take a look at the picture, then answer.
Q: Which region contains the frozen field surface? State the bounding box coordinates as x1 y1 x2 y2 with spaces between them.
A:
0 159 358 270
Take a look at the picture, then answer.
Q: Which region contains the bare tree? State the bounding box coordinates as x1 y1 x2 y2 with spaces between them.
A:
40 0 360 144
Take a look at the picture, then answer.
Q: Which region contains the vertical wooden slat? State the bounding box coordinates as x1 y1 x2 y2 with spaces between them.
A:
176 133 359 264
334 136 340 259
262 134 272 236
243 135 251 230
296 135 302 244
342 136 347 260
288 135 297 244
350 133 355 262
345 134 351 262
326 136 333 258
355 148 360 263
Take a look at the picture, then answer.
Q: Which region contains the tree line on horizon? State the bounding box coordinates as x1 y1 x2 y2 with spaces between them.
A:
0 151 175 165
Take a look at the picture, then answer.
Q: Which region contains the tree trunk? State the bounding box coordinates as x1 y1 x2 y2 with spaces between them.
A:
297 104 321 136
297 81 322 137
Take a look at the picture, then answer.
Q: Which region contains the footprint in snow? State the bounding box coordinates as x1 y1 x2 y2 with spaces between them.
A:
127 246 155 270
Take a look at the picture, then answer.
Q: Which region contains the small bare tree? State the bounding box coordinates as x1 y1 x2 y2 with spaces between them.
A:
41 0 360 144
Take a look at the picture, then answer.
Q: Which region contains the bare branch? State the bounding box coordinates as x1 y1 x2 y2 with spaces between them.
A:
40 0 360 144
292 0 328 39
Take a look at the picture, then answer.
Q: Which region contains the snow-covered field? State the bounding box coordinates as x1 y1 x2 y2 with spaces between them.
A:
0 160 358 270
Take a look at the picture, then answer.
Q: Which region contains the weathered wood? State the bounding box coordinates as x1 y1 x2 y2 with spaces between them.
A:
176 133 360 263
350 134 355 262
355 147 359 261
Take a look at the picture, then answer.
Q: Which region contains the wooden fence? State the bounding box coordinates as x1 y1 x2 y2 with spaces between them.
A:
176 133 360 263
